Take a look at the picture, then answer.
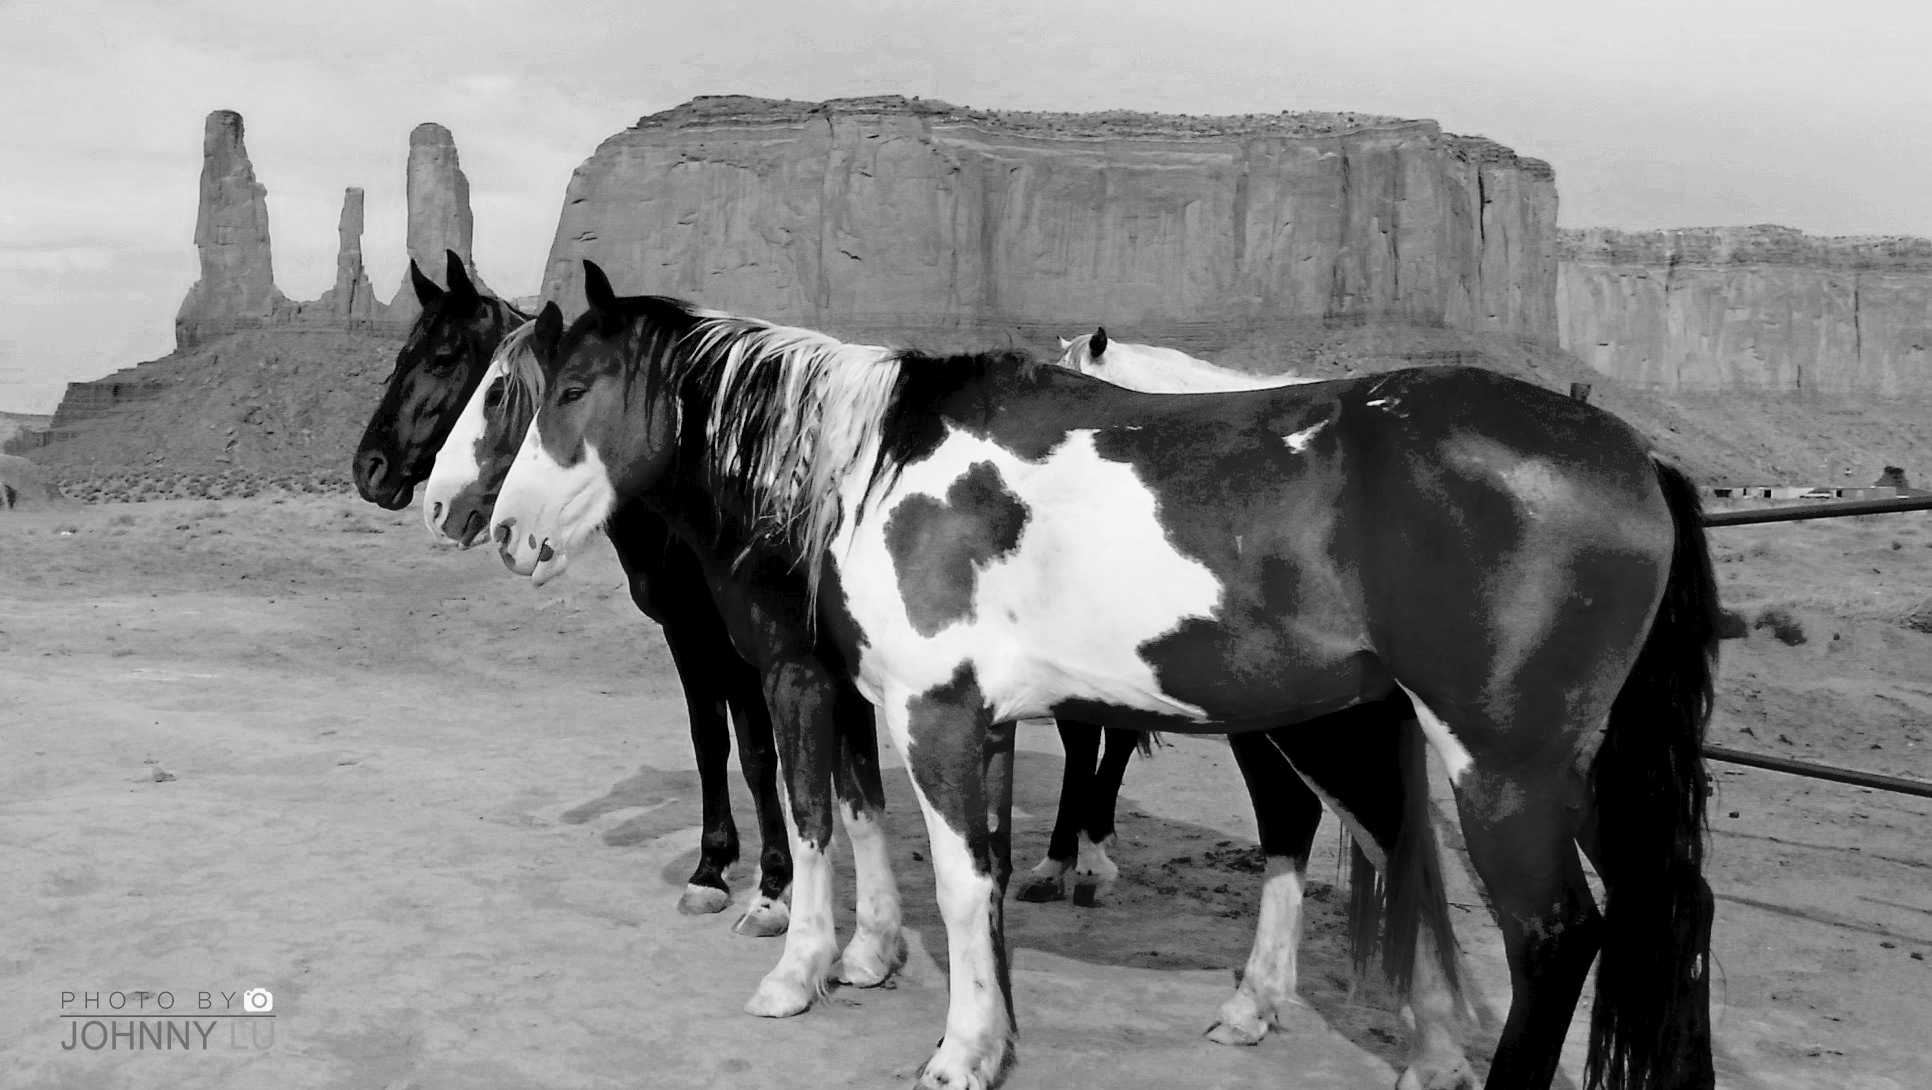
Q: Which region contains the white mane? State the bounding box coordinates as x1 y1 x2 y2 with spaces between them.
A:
675 315 901 601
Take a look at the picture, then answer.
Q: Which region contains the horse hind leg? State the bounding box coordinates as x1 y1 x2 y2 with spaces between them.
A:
1068 725 1137 906
1248 697 1478 1090
1015 718 1099 903
1206 731 1325 1046
1450 760 1601 1090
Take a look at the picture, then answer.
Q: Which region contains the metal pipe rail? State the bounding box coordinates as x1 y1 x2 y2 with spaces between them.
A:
1702 493 1932 797
1704 495 1932 527
1703 744 1932 800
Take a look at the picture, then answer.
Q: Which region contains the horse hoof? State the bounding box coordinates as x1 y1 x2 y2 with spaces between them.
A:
1014 876 1064 903
744 974 815 1019
732 898 790 938
839 932 907 988
1205 1019 1266 1047
1071 880 1105 907
914 1034 1010 1090
1396 1059 1479 1090
677 884 731 916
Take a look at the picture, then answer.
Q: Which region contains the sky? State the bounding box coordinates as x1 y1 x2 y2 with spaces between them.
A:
2 0 1927 413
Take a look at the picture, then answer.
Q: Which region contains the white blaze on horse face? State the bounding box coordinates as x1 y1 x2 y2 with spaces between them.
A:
422 355 506 539
835 426 1226 723
490 416 616 587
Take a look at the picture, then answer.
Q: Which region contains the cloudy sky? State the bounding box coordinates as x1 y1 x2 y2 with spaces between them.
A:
2 0 1926 413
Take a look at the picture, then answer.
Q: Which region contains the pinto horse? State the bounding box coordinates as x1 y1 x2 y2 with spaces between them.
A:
494 263 1719 1090
349 252 800 935
442 308 1479 1086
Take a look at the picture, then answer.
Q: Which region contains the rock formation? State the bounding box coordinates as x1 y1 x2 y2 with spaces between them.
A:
174 110 286 349
389 123 490 322
1558 226 1932 396
309 188 387 325
538 95 1559 351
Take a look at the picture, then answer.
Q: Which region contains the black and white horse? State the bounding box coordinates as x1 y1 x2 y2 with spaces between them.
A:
490 263 1718 1090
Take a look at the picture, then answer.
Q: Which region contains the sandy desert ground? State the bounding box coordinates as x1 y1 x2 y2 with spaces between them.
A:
2 493 1928 1089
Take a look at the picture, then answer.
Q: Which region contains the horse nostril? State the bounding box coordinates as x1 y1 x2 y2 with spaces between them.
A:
461 509 486 545
360 451 389 490
494 519 515 549
430 501 444 523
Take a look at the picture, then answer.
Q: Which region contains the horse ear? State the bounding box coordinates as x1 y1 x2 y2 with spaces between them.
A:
582 260 618 315
1091 327 1108 358
1057 337 1071 350
532 301 565 372
445 250 478 306
409 258 444 306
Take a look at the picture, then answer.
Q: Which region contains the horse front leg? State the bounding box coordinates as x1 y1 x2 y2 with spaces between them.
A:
722 655 792 937
656 614 740 917
743 657 842 1018
885 668 1017 1090
831 679 906 988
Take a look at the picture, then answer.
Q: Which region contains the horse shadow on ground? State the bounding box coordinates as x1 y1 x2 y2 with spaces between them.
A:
560 751 1524 1083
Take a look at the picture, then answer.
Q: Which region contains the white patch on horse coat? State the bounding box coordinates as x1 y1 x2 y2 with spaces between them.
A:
491 426 617 586
1396 682 1474 785
1280 420 1328 453
833 426 1226 724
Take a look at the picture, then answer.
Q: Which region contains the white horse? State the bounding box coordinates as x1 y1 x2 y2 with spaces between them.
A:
1052 327 1318 392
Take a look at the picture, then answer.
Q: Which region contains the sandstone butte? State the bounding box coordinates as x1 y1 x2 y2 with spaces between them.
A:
171 111 491 349
173 110 287 350
539 94 1560 353
1559 225 1932 397
387 122 492 325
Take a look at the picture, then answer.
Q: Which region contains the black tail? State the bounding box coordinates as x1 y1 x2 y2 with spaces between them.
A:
1345 718 1464 1005
1586 458 1720 1090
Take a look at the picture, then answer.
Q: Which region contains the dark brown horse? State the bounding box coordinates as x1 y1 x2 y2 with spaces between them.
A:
351 252 797 934
493 263 1718 1090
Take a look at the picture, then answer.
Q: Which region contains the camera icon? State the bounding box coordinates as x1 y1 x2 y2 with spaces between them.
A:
241 988 273 1013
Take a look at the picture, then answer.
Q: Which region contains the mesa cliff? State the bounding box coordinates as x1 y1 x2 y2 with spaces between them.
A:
539 95 1559 351
1558 226 1932 396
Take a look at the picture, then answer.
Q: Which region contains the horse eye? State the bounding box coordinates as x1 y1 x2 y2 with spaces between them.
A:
483 379 505 409
558 386 589 405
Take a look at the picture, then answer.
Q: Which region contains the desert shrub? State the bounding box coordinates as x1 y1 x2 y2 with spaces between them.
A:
1753 608 1806 646
1716 608 1749 640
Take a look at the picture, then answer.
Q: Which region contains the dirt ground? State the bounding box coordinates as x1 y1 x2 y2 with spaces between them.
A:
3 494 1928 1089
